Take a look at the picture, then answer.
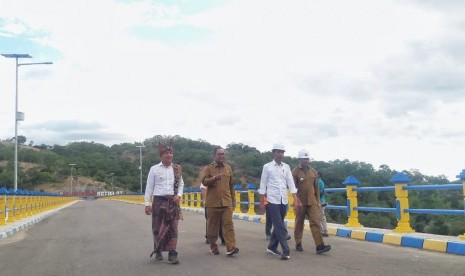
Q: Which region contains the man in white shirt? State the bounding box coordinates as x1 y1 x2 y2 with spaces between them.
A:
259 143 302 260
292 149 331 254
144 138 184 264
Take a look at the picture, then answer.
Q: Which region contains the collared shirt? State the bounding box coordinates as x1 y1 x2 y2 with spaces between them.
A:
144 162 184 206
258 160 297 205
292 165 319 206
201 161 234 207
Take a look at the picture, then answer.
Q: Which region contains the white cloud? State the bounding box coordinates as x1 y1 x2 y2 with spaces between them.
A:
1 0 465 180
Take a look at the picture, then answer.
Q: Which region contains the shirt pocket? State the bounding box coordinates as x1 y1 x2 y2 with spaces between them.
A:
224 170 231 182
307 175 316 185
156 171 165 182
267 167 282 181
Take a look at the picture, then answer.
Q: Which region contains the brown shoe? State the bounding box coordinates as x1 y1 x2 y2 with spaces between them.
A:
210 245 220 255
168 255 179 264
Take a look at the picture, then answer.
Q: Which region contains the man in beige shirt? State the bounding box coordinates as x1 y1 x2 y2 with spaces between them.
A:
200 182 225 245
201 147 239 256
292 149 331 254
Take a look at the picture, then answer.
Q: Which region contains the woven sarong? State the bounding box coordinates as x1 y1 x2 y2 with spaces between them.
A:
152 196 180 253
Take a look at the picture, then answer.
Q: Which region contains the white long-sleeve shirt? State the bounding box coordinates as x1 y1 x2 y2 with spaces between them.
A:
144 162 184 206
258 160 297 205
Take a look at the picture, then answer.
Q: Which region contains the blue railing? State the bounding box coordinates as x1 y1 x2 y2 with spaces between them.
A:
323 169 465 238
180 169 465 240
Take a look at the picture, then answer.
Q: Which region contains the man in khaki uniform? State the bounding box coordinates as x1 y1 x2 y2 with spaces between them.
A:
292 149 331 254
201 147 239 256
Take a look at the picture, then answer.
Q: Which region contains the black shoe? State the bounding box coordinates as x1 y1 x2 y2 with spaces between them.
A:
281 254 290 260
226 247 239 256
316 244 331 254
266 248 282 256
296 243 303 252
286 234 291 241
322 233 329 237
168 255 179 264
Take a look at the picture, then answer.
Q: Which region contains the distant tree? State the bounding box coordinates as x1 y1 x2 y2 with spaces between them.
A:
33 144 50 150
0 134 462 236
17 135 26 145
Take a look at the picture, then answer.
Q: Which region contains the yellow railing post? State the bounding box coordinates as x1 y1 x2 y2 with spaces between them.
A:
28 191 34 216
392 172 415 233
30 192 36 215
192 189 200 208
199 188 205 208
33 193 38 214
0 188 7 225
48 194 53 210
197 189 203 209
199 189 203 208
234 184 242 214
37 194 43 213
457 169 465 240
7 190 16 223
19 190 27 219
44 194 49 211
247 184 256 215
286 190 296 220
27 191 33 217
343 176 363 227
182 192 188 208
51 195 56 210
188 190 194 207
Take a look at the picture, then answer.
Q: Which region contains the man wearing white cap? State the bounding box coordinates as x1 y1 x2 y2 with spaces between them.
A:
259 143 302 260
292 149 331 254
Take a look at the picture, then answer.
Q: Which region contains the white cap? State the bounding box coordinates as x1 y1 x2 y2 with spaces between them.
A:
272 143 285 151
298 149 310 159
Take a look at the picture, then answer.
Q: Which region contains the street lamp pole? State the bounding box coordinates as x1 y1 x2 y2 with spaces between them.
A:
69 164 76 195
136 144 145 193
1 54 53 191
109 173 114 192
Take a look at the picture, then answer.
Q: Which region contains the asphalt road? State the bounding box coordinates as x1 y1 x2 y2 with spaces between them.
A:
0 200 464 276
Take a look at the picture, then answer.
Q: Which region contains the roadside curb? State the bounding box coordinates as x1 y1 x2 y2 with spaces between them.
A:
329 226 465 256
182 207 465 256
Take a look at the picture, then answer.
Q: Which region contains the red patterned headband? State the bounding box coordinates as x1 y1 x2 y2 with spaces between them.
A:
157 138 174 156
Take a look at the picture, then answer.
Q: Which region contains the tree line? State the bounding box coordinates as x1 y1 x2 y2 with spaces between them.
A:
0 135 463 236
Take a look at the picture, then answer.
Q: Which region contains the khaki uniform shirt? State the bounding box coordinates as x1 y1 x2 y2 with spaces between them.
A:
292 165 320 206
201 162 235 208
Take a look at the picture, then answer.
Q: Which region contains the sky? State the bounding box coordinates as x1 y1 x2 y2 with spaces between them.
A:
1 0 464 181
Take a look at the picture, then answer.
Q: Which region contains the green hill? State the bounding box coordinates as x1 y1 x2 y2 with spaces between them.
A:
0 135 463 236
